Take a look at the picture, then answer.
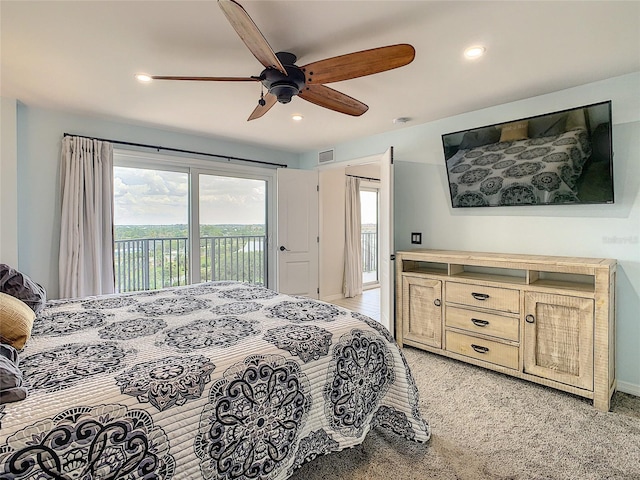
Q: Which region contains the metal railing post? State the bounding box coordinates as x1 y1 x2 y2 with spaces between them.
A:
143 240 150 290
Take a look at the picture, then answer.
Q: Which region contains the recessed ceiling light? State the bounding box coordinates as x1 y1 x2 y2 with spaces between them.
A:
464 45 486 59
135 73 153 83
291 114 303 122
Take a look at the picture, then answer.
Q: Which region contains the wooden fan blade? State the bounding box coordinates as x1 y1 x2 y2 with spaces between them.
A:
301 44 415 85
218 0 286 74
150 76 261 82
299 84 368 116
248 92 277 121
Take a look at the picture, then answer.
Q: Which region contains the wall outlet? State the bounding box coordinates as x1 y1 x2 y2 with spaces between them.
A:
411 232 422 244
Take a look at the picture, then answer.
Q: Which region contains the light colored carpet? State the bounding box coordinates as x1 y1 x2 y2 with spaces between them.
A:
290 347 640 480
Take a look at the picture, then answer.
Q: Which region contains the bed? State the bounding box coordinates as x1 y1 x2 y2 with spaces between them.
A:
446 127 592 207
0 281 429 479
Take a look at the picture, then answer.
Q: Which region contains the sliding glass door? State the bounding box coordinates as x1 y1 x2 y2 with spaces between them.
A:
197 173 267 285
113 152 273 293
113 166 190 292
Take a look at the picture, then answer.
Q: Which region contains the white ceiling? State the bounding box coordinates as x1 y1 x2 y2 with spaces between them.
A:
2 1 639 153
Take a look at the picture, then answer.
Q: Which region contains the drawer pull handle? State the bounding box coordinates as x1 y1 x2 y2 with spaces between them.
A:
471 292 490 301
434 299 441 307
471 318 489 327
525 314 535 324
471 344 489 354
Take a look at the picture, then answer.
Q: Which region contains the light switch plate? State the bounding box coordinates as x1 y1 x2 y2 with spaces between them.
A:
411 232 422 244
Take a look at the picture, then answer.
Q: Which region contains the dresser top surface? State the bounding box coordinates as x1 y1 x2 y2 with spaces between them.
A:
396 249 616 268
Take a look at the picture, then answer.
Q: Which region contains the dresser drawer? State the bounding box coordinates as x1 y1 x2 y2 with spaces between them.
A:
446 331 519 370
446 306 519 341
445 282 520 313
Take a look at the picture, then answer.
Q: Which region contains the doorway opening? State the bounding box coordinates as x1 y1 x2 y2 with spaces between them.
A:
317 147 393 331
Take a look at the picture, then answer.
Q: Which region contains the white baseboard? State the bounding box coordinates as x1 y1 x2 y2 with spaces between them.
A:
617 380 640 397
321 293 344 302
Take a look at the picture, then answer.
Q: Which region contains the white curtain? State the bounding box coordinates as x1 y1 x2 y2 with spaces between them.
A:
343 176 362 298
59 136 115 298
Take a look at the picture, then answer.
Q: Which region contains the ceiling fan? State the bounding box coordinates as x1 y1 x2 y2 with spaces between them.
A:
139 0 416 121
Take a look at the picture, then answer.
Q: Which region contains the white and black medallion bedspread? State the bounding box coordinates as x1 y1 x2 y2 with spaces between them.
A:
446 128 592 206
0 282 429 479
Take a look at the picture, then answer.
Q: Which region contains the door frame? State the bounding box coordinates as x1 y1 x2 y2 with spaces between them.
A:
190 168 275 287
359 183 380 288
316 149 394 331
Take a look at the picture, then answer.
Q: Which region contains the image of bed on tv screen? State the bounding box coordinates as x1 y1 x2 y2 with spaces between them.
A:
442 101 614 208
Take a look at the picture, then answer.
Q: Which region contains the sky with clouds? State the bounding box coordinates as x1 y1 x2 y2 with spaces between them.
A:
114 167 266 225
114 166 378 226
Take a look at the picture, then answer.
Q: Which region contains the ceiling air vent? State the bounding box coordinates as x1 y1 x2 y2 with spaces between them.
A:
318 149 335 165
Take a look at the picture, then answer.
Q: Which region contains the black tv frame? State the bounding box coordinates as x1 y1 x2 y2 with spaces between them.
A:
441 101 614 208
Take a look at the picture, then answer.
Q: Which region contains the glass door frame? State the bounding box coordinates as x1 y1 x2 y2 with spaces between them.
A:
114 149 277 289
359 182 380 288
190 168 274 287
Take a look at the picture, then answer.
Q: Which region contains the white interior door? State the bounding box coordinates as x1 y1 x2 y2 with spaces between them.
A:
379 147 394 332
276 168 319 298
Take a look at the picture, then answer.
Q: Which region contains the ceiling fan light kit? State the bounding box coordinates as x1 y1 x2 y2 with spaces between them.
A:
142 0 416 121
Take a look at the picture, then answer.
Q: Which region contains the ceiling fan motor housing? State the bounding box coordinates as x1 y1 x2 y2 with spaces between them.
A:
262 53 306 104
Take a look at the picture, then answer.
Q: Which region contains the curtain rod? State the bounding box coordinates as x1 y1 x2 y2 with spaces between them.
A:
63 133 288 168
346 174 380 182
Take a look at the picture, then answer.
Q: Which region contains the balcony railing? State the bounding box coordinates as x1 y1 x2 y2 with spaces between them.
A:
200 235 265 285
114 235 266 293
114 232 376 293
362 231 378 282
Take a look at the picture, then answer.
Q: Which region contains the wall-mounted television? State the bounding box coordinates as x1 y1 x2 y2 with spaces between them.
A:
442 101 613 208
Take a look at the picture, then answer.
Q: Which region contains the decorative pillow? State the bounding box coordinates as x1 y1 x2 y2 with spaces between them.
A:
529 114 568 138
458 126 501 150
566 108 587 131
0 264 46 313
499 121 529 142
0 292 36 350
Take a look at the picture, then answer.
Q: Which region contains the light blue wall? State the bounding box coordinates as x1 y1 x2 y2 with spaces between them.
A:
15 105 299 299
300 72 640 392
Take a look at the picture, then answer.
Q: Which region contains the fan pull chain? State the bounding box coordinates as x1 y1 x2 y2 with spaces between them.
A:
258 85 266 106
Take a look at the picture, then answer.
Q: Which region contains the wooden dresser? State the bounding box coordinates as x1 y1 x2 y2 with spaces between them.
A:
395 249 616 411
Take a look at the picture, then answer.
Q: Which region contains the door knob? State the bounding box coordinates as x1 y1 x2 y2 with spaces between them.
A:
279 245 289 251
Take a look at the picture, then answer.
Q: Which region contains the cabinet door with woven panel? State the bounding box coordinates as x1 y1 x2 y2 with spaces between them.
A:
523 292 594 390
402 276 442 348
